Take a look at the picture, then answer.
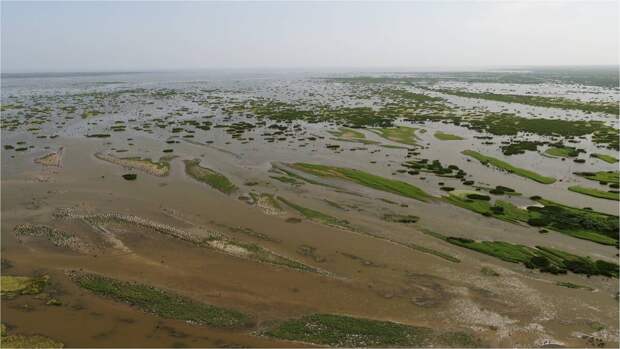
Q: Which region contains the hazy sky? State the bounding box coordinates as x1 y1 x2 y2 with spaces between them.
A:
1 1 618 72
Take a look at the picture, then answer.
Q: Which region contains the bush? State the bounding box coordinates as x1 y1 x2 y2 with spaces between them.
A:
490 206 504 214
527 217 548 226
466 194 490 201
122 173 137 180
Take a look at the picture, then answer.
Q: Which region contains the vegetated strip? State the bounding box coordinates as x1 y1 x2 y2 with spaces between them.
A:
568 186 619 201
574 171 619 186
423 230 618 277
290 163 432 202
431 233 618 278
434 131 464 141
280 197 458 263
262 313 481 347
95 152 173 176
70 272 251 328
462 150 556 184
370 126 419 145
591 153 618 164
277 196 352 230
184 159 237 194
443 191 618 246
435 88 620 116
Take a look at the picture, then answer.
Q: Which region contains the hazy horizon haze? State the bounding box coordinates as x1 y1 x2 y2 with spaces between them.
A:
2 1 618 73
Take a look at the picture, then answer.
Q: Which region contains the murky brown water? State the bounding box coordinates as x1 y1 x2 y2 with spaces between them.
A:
1 72 618 347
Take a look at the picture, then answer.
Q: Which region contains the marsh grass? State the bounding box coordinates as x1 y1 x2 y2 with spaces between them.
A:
444 191 618 246
462 150 556 184
437 236 618 277
370 126 419 145
437 89 620 116
291 163 431 202
1 275 48 298
574 171 619 186
72 272 251 328
568 186 619 201
184 159 237 194
591 153 618 164
277 196 351 229
434 131 464 141
263 313 480 347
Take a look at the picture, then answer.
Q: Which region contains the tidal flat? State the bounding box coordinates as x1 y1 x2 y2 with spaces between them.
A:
1 69 619 348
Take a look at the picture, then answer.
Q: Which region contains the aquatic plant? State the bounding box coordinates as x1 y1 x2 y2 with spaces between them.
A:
184 159 237 194
441 236 618 277
462 150 556 184
291 163 432 202
568 186 619 201
263 313 480 347
434 131 464 141
436 89 620 116
71 272 251 328
1 275 49 298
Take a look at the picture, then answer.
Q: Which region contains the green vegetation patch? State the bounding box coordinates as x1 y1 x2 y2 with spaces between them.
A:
528 198 619 246
434 131 464 141
436 89 620 116
568 186 619 201
500 141 542 156
122 173 137 181
574 171 619 186
402 159 466 179
462 150 556 184
1 275 48 298
442 237 618 277
382 214 419 223
71 272 250 328
291 163 431 202
277 197 351 230
544 145 583 158
328 127 378 144
1 332 63 348
462 113 619 150
370 126 419 145
184 159 237 194
591 153 618 164
263 313 480 347
444 191 618 246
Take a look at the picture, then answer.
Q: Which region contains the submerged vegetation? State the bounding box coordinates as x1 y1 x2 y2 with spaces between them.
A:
71 272 251 328
436 88 620 116
370 126 419 145
1 326 63 349
575 171 619 186
95 153 173 176
434 131 464 141
328 127 378 144
591 153 618 164
445 191 619 246
442 237 618 277
277 196 352 229
184 159 237 194
263 313 480 347
1 275 49 298
544 145 583 158
568 185 619 201
462 150 556 184
290 163 431 202
3 70 620 348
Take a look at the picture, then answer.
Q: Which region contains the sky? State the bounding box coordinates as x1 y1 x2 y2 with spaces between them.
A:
1 1 618 73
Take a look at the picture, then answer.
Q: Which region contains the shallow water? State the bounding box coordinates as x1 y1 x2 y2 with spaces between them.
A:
1 71 618 347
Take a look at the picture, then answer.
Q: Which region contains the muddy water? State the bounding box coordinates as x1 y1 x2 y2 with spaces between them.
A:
1 72 619 347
